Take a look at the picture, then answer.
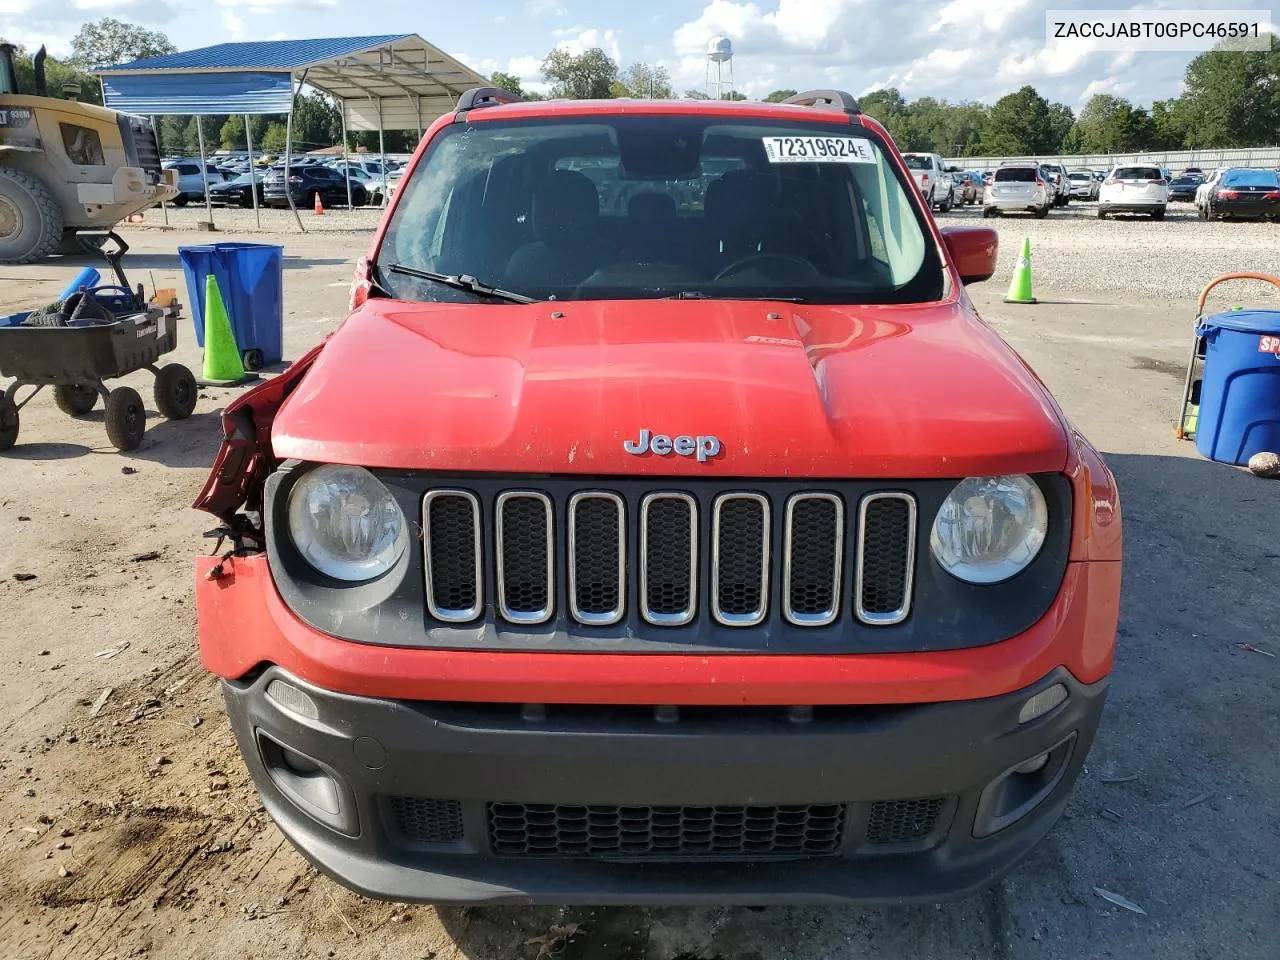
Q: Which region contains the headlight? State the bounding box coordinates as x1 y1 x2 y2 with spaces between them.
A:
287 465 407 581
929 475 1048 584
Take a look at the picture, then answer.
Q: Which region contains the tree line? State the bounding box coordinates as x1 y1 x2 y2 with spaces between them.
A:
5 20 1277 157
500 38 1279 155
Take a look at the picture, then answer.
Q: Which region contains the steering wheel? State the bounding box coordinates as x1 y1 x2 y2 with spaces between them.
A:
713 252 820 282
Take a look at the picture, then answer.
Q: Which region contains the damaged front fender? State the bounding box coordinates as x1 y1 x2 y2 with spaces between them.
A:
192 342 325 530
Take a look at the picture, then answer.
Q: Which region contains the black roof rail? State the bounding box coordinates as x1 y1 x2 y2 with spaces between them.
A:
782 89 861 116
455 86 524 117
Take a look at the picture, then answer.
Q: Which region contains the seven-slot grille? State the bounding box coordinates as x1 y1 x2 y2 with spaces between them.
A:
421 488 916 628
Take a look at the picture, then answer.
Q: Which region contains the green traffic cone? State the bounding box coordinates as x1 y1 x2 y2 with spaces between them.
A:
1004 237 1037 304
200 274 255 386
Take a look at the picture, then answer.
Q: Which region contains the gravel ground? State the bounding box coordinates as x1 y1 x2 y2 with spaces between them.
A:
938 201 1279 302
138 199 1279 304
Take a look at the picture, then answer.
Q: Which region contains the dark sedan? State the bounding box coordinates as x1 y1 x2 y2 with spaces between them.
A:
1167 174 1203 201
1200 169 1280 220
263 165 368 209
209 172 266 207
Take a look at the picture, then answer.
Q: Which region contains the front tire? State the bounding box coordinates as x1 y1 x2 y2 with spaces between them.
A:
1097 207 1108 220
104 386 145 452
53 384 99 416
1151 208 1166 221
0 168 63 265
1034 204 1049 219
153 364 197 420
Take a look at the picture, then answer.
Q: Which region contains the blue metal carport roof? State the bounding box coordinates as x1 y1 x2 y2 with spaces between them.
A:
96 34 487 131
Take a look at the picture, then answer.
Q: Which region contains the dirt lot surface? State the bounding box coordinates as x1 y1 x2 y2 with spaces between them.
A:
1 220 1278 960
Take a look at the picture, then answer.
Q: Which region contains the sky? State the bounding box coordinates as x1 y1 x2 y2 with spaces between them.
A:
0 0 1272 108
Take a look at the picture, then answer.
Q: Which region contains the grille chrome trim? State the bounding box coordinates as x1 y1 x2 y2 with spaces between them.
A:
711 493 770 627
854 492 917 626
567 491 626 626
639 492 698 626
422 489 483 623
495 491 554 625
782 493 845 626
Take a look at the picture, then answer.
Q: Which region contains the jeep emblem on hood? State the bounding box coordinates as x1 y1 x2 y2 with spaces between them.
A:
623 429 722 462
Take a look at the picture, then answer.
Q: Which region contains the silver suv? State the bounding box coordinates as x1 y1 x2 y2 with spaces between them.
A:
983 162 1050 218
901 152 954 212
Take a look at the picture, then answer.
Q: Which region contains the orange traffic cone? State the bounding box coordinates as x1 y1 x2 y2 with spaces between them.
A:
313 192 324 216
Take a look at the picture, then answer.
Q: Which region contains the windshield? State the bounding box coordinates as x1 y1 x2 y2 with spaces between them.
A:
995 167 1036 183
902 155 931 170
1223 169 1279 187
378 115 941 304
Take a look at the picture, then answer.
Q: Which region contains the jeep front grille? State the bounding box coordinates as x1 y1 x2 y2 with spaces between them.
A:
854 493 917 625
421 485 916 630
423 490 482 622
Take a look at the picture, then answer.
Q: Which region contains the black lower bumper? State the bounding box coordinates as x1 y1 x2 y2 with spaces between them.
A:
222 668 1107 906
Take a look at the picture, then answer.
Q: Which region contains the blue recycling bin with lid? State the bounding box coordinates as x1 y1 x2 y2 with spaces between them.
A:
179 242 283 370
1193 308 1280 465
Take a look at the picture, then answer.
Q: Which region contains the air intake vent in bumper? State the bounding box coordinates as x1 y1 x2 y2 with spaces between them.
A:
487 802 846 859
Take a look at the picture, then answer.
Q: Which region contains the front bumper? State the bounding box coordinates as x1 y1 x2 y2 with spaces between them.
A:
224 664 1107 905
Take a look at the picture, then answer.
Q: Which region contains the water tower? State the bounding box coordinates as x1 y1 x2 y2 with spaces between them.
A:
705 36 735 100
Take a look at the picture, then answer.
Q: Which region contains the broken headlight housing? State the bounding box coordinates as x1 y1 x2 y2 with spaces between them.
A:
286 464 408 582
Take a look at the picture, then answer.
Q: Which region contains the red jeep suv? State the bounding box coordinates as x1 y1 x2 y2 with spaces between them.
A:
195 89 1121 906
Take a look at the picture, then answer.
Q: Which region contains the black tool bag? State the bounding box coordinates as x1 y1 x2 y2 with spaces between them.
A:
23 291 117 328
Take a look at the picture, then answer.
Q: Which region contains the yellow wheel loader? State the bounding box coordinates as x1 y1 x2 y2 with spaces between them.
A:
0 43 178 264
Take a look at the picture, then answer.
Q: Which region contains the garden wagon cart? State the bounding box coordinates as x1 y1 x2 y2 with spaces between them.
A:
0 232 197 452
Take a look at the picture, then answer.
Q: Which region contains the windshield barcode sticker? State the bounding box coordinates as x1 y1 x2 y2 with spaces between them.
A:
763 136 876 164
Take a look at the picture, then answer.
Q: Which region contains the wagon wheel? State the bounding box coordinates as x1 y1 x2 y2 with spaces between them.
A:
153 364 197 420
53 383 99 416
104 386 145 451
0 394 18 451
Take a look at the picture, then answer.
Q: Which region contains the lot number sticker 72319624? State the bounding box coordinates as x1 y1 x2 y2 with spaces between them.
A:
763 136 877 164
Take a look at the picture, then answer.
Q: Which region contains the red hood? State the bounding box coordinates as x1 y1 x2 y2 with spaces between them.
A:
271 298 1068 478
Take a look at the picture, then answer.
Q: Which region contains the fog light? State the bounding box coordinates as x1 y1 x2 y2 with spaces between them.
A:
1018 683 1067 724
1014 752 1050 775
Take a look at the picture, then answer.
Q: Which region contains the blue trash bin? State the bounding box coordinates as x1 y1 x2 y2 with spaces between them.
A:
1194 308 1280 465
179 242 283 370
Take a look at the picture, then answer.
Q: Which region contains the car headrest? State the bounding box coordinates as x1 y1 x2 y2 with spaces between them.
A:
628 191 677 226
533 170 600 244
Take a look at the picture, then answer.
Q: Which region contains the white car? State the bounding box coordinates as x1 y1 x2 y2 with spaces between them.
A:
1068 170 1099 200
1043 162 1071 206
1194 168 1227 213
1097 164 1168 220
901 152 954 212
983 162 1050 218
161 160 226 205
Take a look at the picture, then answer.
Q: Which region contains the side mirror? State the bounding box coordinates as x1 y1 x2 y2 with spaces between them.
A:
940 226 998 285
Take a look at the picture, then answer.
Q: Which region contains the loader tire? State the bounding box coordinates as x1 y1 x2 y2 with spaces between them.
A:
0 168 63 265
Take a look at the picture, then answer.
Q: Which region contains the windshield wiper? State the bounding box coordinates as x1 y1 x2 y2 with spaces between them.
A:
384 263 537 304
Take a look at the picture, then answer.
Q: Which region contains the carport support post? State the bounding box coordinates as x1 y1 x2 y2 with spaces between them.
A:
284 69 307 234
195 115 214 227
341 101 352 210
245 114 260 229
150 116 168 226
377 97 386 208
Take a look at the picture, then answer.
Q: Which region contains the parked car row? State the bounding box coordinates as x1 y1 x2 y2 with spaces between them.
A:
161 153 407 207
